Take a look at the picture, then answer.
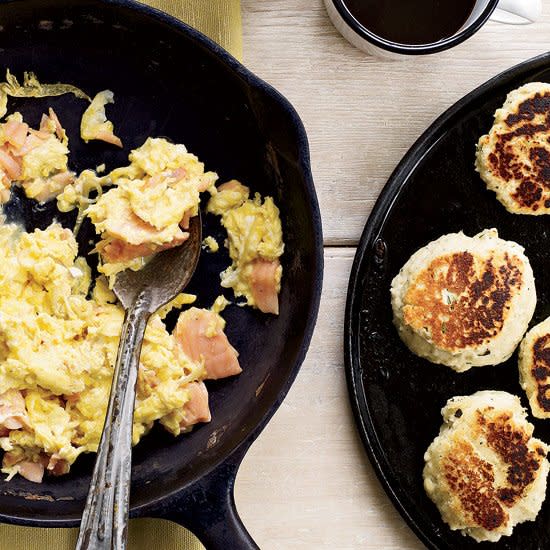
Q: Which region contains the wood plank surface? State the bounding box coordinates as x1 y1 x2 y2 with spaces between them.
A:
241 1 550 246
235 250 422 549
235 2 550 549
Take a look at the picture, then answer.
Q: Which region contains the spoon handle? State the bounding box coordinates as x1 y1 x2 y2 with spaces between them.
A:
76 293 151 550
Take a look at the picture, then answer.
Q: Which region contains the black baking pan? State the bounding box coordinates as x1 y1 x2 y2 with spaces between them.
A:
0 1 324 548
345 52 550 550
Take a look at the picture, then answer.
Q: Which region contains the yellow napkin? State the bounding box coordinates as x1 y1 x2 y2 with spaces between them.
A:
143 0 242 59
0 1 241 549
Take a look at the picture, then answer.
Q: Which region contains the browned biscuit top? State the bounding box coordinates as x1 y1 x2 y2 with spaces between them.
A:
531 334 550 413
443 440 507 531
442 410 546 532
403 251 523 351
505 93 550 126
486 91 550 211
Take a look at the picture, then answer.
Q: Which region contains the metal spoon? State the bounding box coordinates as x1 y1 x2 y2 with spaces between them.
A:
75 214 202 550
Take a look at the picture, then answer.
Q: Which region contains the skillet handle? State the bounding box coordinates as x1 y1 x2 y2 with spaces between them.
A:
159 452 259 550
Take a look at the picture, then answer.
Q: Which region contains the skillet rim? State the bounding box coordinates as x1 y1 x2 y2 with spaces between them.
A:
344 51 550 550
0 0 324 526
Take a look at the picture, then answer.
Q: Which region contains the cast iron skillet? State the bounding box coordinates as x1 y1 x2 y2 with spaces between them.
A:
0 1 324 548
346 52 550 550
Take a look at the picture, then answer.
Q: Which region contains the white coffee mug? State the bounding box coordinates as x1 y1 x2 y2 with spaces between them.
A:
491 0 541 24
325 0 542 58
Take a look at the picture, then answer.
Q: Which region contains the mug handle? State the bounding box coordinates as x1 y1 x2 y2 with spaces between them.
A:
490 0 542 24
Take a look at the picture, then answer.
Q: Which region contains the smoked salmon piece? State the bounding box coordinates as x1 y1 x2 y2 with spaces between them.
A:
100 199 189 249
94 128 122 148
179 208 194 230
99 234 188 264
39 108 65 141
179 382 211 430
15 132 46 156
217 179 248 193
0 389 29 432
249 258 280 315
173 308 241 380
0 146 21 179
4 118 29 149
18 461 45 483
2 452 45 483
47 454 70 476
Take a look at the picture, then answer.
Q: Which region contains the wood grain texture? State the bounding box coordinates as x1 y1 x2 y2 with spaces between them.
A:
235 250 422 549
241 0 550 245
236 2 550 548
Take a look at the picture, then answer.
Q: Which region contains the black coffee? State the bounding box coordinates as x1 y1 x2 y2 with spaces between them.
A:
342 0 477 45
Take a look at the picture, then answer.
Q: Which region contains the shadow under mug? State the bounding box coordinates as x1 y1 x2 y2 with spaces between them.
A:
325 0 542 58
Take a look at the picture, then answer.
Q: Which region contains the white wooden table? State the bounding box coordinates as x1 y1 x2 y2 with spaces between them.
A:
234 2 550 548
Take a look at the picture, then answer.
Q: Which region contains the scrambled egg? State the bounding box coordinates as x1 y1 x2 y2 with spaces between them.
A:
82 138 217 279
0 72 121 206
207 180 284 312
0 222 204 479
0 109 74 204
202 236 219 253
0 71 89 204
80 90 122 147
21 128 68 181
0 74 286 482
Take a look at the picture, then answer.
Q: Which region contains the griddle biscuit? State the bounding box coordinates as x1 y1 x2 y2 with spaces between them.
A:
391 229 536 371
476 82 550 214
424 391 549 543
519 316 550 419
